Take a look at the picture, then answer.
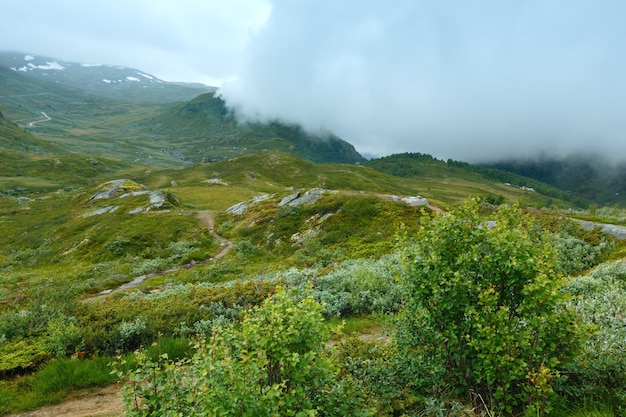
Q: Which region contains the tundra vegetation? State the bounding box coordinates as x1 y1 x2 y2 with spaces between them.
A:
1 77 626 415
1 179 624 416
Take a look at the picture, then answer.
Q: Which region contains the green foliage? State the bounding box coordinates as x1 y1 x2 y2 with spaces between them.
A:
553 235 610 276
283 255 405 317
560 260 626 413
0 338 50 375
116 286 373 416
397 201 585 414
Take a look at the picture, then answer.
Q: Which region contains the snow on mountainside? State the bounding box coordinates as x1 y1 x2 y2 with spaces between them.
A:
0 52 215 103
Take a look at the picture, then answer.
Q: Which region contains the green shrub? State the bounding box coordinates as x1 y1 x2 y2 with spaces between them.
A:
116 286 373 416
397 201 585 415
45 314 84 357
561 260 626 413
554 235 610 275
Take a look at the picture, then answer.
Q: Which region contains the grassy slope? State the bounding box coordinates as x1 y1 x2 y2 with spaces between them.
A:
1 68 364 167
366 152 591 208
130 92 365 164
0 117 131 194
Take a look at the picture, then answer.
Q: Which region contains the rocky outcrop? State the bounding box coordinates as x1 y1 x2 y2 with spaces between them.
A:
90 179 147 200
226 194 272 215
278 188 329 207
86 179 178 216
385 195 428 206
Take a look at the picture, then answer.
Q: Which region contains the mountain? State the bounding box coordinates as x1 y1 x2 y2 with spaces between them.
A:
365 152 593 207
0 51 214 103
133 92 366 164
481 155 626 207
0 55 364 166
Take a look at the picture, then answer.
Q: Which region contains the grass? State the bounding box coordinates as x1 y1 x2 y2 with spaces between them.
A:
0 356 116 414
0 337 194 416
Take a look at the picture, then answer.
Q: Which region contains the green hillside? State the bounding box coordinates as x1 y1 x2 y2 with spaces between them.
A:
131 92 365 164
366 152 593 207
0 114 130 194
0 67 364 167
483 155 626 207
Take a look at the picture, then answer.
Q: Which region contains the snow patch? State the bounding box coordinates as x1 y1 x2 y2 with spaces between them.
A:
126 76 140 82
24 54 35 61
19 61 66 71
81 63 102 67
137 72 153 80
102 79 112 84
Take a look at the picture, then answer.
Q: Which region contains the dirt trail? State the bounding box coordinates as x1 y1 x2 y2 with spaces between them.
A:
27 112 51 127
83 211 233 302
6 385 124 417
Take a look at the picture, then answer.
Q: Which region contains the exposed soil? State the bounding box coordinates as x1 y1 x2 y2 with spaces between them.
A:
6 385 124 417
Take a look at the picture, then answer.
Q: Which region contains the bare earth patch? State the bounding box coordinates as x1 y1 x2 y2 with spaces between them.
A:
6 385 124 417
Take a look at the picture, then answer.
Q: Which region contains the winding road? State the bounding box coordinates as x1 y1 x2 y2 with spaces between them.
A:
27 111 51 127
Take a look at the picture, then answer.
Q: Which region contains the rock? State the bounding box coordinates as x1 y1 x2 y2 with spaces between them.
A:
128 207 144 214
279 188 327 207
205 178 228 186
226 202 249 215
252 194 272 204
278 191 301 207
90 179 147 200
83 205 119 217
149 191 168 208
17 197 31 204
226 194 273 215
401 196 428 206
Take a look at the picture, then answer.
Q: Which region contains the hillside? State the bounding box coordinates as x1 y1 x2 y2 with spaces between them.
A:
482 155 626 207
132 92 365 164
0 62 364 167
0 114 131 194
365 152 593 208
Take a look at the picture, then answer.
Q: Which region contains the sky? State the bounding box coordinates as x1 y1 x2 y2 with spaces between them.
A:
2 0 626 162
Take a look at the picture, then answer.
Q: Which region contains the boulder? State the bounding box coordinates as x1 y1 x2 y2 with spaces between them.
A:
279 188 327 207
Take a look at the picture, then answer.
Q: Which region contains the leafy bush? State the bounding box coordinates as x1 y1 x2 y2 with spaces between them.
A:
554 235 610 275
45 314 84 357
282 255 404 317
561 260 626 412
118 318 148 350
116 286 373 416
397 201 585 415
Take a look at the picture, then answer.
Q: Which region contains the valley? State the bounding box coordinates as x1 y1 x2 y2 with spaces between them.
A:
1 53 626 416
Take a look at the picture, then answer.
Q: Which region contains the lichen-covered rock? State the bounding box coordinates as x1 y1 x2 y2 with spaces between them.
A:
226 194 272 215
90 179 147 200
226 202 249 215
401 196 428 206
83 205 119 217
279 188 328 207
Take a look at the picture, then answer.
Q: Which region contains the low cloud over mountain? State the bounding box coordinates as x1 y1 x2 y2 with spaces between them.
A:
219 0 626 162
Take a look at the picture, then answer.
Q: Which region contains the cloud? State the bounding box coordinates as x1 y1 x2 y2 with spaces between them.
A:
0 0 271 85
219 0 626 162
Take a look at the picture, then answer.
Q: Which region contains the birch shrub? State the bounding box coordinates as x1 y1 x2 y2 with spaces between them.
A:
397 201 585 415
116 286 373 416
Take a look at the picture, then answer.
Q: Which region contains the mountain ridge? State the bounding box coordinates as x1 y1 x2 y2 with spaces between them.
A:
0 51 215 103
